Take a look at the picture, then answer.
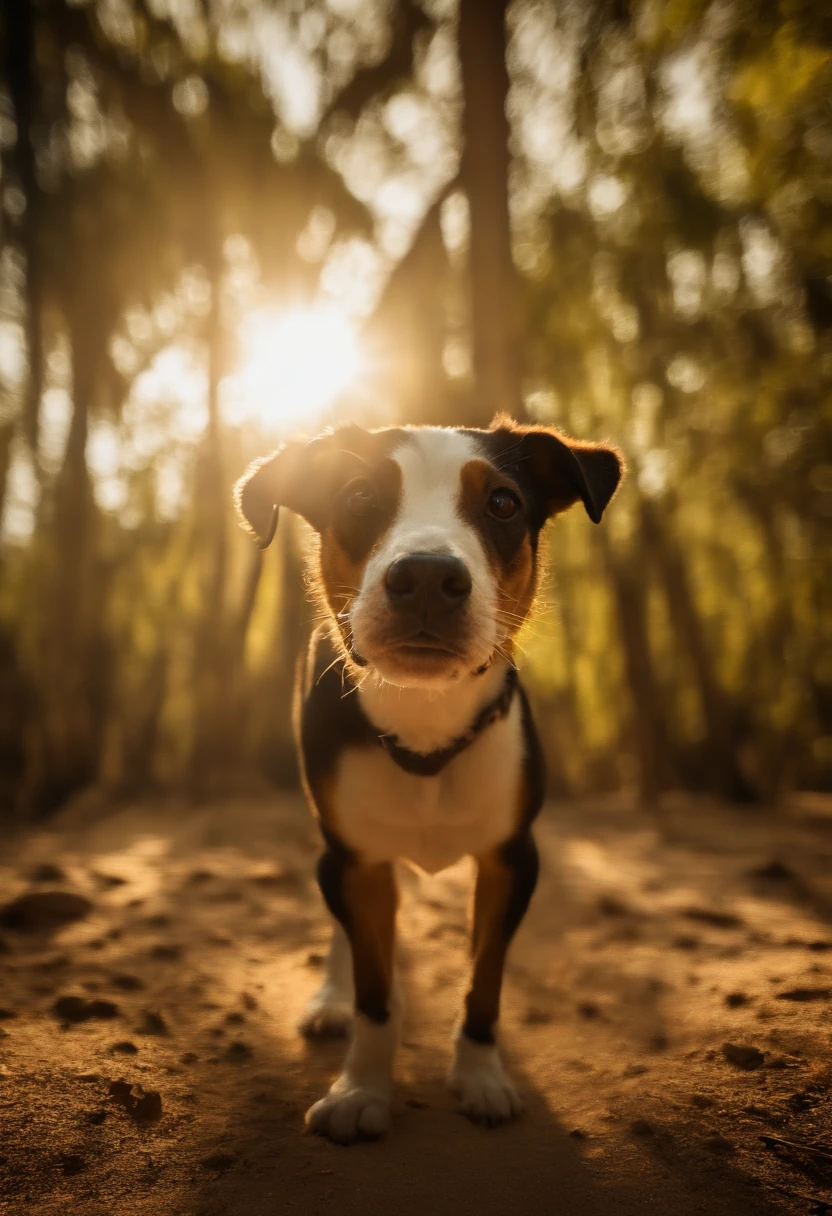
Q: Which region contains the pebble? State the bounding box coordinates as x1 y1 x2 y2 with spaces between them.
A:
111 973 144 992
53 996 119 1023
187 869 216 884
93 873 127 889
722 1042 765 1070
776 987 830 1002
200 1151 235 1172
725 992 750 1008
110 1040 139 1054
672 934 700 950
630 1118 654 1136
29 863 65 883
149 943 182 960
138 1010 168 1035
748 860 792 881
1 892 92 932
684 908 743 929
59 1153 86 1176
108 1079 163 1122
768 1054 801 1069
524 1007 553 1025
703 1133 735 1154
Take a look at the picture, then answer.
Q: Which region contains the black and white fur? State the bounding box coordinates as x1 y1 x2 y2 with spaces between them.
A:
235 418 623 1143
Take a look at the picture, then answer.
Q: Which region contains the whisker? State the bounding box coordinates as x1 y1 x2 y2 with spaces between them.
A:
315 654 343 686
340 669 369 700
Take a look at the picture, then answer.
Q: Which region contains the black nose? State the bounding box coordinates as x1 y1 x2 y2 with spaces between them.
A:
385 553 472 614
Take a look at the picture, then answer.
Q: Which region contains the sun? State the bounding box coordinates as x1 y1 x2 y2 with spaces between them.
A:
228 306 363 429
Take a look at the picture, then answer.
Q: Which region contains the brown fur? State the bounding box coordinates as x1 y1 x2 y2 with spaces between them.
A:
458 457 538 647
463 850 516 1042
342 861 398 1022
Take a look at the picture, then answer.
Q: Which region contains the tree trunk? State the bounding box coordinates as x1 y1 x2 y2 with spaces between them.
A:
0 422 13 526
21 329 100 816
458 0 521 423
2 0 44 451
598 530 673 807
188 248 231 792
363 198 450 424
640 497 756 801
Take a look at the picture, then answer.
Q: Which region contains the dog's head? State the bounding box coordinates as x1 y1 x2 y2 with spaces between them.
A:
235 418 623 688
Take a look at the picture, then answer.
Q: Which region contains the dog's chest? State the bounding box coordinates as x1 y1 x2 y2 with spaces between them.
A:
332 701 524 874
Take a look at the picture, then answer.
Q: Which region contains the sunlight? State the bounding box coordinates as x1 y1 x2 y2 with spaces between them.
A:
226 306 364 429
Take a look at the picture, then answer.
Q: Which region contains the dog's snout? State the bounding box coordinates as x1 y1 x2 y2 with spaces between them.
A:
385 553 472 613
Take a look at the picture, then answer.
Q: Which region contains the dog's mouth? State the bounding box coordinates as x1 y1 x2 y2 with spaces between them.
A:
387 630 463 662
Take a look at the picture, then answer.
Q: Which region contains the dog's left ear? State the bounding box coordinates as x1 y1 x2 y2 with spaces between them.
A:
490 418 624 525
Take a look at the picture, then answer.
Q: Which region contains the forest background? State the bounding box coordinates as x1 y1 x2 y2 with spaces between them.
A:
0 0 830 820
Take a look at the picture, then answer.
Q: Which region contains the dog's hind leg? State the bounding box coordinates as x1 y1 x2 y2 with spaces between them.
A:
298 920 354 1039
448 831 539 1126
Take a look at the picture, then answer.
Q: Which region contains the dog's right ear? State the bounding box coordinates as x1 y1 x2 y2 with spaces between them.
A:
234 438 326 548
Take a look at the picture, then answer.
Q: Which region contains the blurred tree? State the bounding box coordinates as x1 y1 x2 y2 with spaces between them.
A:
459 0 520 422
0 0 829 820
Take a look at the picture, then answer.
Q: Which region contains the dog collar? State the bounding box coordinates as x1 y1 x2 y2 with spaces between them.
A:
376 666 518 778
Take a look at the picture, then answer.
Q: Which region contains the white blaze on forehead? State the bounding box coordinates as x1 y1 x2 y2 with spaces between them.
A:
390 427 483 553
367 426 495 624
347 427 500 685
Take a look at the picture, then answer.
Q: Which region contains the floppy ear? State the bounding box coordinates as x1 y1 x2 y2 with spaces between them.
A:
234 425 380 546
234 437 329 548
490 419 624 526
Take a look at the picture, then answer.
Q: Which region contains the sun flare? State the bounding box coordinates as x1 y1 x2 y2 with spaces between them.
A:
229 306 363 429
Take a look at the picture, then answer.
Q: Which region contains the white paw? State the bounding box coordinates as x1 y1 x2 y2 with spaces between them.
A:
448 1038 523 1127
305 1083 392 1144
298 993 353 1039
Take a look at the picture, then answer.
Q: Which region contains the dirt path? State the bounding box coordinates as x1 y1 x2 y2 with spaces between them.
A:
1 792 831 1215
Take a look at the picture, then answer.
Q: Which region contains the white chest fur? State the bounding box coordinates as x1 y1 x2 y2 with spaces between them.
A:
332 698 524 874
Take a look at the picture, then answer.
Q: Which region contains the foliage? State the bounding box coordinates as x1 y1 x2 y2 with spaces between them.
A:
0 0 829 817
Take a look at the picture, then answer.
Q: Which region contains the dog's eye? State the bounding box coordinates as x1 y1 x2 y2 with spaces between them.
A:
487 488 520 521
345 481 376 517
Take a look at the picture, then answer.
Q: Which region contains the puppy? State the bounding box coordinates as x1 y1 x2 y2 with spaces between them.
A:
234 416 622 1144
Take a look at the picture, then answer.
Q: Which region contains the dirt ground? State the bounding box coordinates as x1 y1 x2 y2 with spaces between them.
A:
1 790 832 1216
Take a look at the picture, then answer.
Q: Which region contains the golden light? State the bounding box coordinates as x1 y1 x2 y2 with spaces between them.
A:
228 306 364 428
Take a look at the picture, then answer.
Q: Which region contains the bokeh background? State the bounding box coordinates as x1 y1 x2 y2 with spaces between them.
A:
0 0 830 821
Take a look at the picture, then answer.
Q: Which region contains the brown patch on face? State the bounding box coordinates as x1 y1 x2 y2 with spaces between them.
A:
458 458 538 647
313 438 403 647
474 417 624 528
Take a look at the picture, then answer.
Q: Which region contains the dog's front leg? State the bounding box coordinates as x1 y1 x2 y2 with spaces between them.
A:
449 833 539 1126
306 852 399 1144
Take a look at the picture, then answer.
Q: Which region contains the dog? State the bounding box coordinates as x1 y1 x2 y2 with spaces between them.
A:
234 415 622 1144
